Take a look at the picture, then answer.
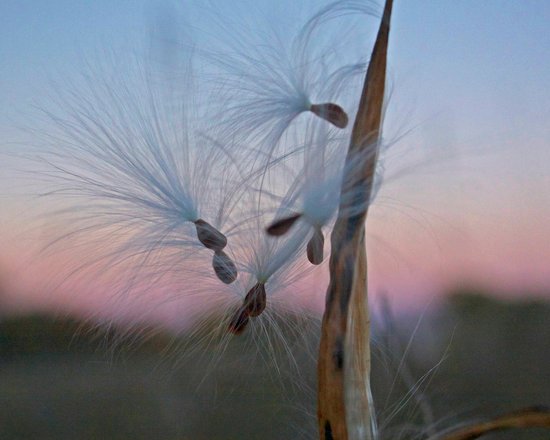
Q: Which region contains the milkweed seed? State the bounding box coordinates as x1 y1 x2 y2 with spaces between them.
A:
309 103 349 129
266 213 302 236
194 219 227 251
228 307 249 335
244 282 267 317
307 227 324 265
212 250 238 284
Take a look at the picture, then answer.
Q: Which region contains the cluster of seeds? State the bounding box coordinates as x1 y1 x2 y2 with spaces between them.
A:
35 0 378 337
194 219 237 284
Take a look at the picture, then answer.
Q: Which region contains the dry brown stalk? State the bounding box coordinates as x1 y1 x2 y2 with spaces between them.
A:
317 0 393 439
431 406 550 440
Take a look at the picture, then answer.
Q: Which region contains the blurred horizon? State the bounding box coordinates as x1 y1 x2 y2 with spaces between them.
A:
1 290 549 439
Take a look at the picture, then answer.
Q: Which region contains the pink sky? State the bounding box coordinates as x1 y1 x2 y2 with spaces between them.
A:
2 168 549 329
2 103 549 328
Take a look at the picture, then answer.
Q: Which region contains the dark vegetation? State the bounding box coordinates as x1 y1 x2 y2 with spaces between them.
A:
1 291 549 439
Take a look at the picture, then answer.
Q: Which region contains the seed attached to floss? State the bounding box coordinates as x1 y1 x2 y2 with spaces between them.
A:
307 227 324 265
212 250 238 284
266 213 302 236
309 103 349 129
243 282 267 317
228 307 250 335
194 219 228 251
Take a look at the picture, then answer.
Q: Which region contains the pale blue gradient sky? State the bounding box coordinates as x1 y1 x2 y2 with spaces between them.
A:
1 1 549 320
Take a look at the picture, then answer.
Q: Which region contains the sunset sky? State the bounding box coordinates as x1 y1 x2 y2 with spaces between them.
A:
1 0 549 326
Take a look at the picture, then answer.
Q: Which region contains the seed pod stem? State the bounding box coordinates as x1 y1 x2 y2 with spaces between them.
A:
318 0 393 438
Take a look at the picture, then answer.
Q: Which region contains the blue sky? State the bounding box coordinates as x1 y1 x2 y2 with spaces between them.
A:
1 1 549 143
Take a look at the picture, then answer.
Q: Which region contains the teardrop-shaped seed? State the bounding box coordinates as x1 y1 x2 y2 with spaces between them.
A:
228 308 249 335
194 219 227 251
309 103 349 129
307 228 324 265
244 282 267 317
266 213 302 236
212 250 238 284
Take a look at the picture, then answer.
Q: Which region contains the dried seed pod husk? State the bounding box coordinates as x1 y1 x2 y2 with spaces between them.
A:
244 282 267 317
309 103 349 129
228 307 249 335
266 213 302 236
212 250 238 284
307 227 324 265
194 219 227 251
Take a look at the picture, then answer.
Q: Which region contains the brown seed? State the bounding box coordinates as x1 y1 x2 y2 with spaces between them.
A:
212 251 237 284
212 250 238 284
244 282 267 317
266 213 302 236
194 219 227 251
228 307 249 335
309 103 349 129
307 227 324 265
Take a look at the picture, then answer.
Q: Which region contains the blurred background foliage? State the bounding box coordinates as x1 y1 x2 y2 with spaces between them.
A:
1 291 549 439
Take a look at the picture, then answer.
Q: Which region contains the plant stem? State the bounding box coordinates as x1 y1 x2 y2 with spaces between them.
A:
431 407 550 440
317 1 393 439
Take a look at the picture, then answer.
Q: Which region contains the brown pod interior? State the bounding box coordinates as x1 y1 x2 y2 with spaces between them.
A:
243 282 267 317
228 307 249 335
309 103 349 129
307 227 324 265
194 219 227 251
212 250 238 284
266 213 302 236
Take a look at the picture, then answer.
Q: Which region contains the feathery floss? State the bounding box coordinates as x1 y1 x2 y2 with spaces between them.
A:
192 0 379 335
34 55 244 297
226 201 313 334
196 0 376 164
34 0 387 375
